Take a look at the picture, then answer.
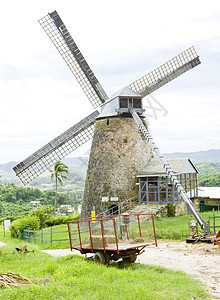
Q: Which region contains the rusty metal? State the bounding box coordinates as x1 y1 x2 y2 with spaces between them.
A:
214 230 220 245
151 214 158 247
123 214 129 240
77 221 82 251
137 215 142 237
113 218 119 255
67 213 157 261
100 217 106 253
67 222 72 251
88 221 93 253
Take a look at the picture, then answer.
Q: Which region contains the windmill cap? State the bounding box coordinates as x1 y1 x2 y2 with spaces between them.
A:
97 86 143 119
108 86 142 101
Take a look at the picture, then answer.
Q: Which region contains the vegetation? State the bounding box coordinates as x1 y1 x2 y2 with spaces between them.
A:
195 160 220 187
155 211 220 239
49 161 70 215
8 206 80 238
0 183 82 219
0 158 87 188
196 160 220 175
167 204 175 217
0 237 208 299
10 216 40 237
198 173 220 187
29 206 54 229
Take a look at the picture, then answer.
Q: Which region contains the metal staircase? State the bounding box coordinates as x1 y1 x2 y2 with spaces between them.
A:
129 105 207 231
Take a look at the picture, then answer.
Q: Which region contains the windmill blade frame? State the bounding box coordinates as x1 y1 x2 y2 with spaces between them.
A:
128 46 200 97
13 110 99 185
38 11 108 109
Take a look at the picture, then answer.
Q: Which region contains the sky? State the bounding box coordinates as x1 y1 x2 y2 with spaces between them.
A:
0 0 220 164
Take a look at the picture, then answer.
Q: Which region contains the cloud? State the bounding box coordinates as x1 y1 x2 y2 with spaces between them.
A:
0 0 220 163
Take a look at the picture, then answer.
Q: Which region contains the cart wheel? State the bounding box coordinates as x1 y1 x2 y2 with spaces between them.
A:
94 252 106 264
123 255 137 263
104 253 110 265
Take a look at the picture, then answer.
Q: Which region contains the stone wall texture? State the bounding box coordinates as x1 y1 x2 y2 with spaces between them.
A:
81 116 152 218
175 199 199 216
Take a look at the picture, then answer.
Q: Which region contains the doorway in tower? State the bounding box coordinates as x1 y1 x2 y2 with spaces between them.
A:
108 204 119 215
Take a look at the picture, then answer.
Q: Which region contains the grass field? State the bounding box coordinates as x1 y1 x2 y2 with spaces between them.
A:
1 211 219 250
0 239 209 300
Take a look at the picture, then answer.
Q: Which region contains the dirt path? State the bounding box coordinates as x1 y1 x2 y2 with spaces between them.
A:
138 241 220 299
43 241 220 299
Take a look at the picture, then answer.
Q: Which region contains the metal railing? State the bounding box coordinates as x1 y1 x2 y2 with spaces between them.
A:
23 227 69 244
208 210 220 234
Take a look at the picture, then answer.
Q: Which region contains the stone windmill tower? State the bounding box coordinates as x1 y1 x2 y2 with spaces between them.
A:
13 11 201 219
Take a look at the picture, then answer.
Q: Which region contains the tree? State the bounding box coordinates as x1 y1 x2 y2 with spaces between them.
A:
49 161 69 216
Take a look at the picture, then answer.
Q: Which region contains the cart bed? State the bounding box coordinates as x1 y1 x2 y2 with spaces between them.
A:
73 241 156 252
67 213 157 259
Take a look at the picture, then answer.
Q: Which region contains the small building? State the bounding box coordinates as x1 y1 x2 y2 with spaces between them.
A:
137 158 198 204
59 205 75 215
197 187 220 212
30 201 41 207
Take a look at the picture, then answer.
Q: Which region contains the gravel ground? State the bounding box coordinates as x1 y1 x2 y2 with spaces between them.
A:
42 241 220 299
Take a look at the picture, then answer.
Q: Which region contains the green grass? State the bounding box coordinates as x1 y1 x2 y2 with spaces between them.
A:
155 211 220 240
1 210 220 250
0 239 209 300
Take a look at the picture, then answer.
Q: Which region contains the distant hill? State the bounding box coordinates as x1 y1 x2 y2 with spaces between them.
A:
195 160 220 176
0 157 88 188
164 149 220 164
1 149 220 188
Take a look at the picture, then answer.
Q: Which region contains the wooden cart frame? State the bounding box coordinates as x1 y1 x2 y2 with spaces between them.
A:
67 213 157 264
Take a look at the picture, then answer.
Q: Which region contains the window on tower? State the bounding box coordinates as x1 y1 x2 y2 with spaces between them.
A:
119 98 128 108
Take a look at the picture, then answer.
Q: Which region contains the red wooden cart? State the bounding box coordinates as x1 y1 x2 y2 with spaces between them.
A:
67 213 157 264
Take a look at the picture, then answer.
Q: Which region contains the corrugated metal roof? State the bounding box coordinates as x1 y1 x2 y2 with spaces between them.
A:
198 187 220 199
108 86 141 102
137 157 198 176
98 86 142 119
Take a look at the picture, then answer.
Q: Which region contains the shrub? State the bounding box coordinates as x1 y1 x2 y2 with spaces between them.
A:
29 206 53 228
9 216 40 237
45 213 80 227
167 204 175 217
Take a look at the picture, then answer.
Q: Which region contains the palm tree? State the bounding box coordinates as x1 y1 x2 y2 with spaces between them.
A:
49 161 69 216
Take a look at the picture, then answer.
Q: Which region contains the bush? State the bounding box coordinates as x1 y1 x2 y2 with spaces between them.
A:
29 206 53 228
0 215 23 224
45 213 80 227
9 216 40 237
167 204 175 217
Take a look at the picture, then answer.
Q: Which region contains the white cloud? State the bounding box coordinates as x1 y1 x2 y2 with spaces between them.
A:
0 0 220 163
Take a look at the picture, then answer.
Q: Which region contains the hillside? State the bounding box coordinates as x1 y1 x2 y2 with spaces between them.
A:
196 160 220 175
164 149 220 164
0 157 88 189
1 149 220 189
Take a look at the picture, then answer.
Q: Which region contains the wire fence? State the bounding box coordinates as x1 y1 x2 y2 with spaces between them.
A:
208 210 220 233
22 219 191 244
23 227 69 244
22 211 220 245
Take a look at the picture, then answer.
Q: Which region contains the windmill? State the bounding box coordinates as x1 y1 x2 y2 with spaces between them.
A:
13 11 204 226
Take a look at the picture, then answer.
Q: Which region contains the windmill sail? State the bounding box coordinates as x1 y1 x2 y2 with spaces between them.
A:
129 105 206 231
129 46 200 97
38 11 108 109
13 110 99 185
